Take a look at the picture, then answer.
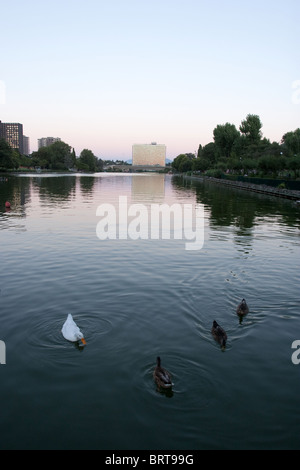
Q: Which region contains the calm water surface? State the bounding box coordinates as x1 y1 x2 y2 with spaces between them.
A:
0 173 299 450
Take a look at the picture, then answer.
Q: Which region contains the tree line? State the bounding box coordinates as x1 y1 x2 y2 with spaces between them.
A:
172 114 300 178
0 139 104 172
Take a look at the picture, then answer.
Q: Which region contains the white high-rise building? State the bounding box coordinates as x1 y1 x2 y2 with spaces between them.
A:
38 137 61 149
132 143 166 167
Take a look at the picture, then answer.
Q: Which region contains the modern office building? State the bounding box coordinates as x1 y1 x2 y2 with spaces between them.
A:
0 121 24 154
132 143 166 167
38 137 61 149
23 136 30 156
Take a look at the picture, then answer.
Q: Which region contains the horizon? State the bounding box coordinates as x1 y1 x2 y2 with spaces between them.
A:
1 0 299 160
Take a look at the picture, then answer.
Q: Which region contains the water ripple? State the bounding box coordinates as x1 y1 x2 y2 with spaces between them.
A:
132 354 216 412
24 311 113 368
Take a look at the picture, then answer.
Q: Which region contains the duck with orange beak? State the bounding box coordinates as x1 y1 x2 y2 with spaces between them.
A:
62 314 86 346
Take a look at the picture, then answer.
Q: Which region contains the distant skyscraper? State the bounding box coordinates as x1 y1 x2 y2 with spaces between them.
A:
23 136 30 156
132 143 166 166
38 137 61 149
0 120 24 154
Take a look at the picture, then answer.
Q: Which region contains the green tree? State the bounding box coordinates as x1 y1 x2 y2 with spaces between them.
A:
78 149 97 172
240 114 263 143
172 154 194 172
197 144 203 159
31 146 51 169
192 157 210 172
227 157 243 173
258 155 285 177
0 139 20 169
287 156 300 178
172 154 187 172
50 141 73 170
95 157 104 172
202 142 217 165
19 154 33 167
213 123 240 159
179 156 193 172
31 141 74 170
281 129 300 156
241 158 258 175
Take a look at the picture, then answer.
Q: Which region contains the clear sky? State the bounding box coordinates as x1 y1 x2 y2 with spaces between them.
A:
1 0 299 160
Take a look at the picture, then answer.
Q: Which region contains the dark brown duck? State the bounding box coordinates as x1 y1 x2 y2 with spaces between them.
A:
153 357 173 389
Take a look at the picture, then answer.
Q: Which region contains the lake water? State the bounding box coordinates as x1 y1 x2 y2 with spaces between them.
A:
0 173 299 450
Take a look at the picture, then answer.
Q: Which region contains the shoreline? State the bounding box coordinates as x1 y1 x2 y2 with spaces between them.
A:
182 174 300 202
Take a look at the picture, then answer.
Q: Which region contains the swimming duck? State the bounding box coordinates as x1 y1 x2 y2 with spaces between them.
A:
236 299 249 316
211 320 227 349
153 357 173 389
62 314 86 346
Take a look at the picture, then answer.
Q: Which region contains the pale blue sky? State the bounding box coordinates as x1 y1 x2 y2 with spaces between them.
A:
1 0 299 159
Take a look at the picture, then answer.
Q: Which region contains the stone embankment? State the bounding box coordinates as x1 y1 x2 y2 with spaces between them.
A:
184 175 300 203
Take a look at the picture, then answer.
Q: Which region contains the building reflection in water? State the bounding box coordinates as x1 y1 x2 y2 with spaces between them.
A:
131 174 165 203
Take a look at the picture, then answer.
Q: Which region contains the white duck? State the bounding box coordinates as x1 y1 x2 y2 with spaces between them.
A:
62 314 86 346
